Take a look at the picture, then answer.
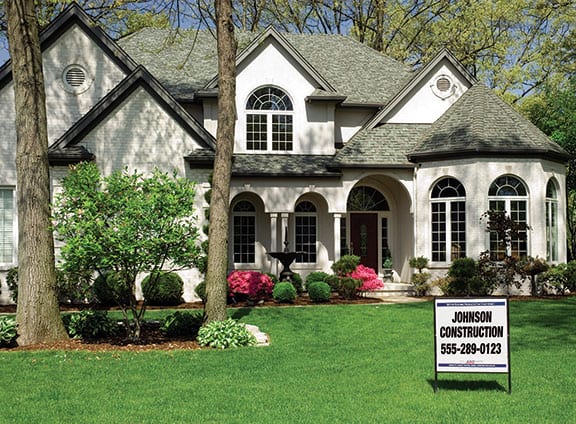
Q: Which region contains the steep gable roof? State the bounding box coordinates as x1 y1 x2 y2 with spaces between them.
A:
408 84 571 163
118 28 413 106
0 3 137 90
365 49 477 128
204 26 336 93
49 65 215 164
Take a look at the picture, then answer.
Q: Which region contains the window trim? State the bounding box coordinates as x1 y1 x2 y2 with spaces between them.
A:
231 200 256 265
295 200 317 264
546 179 559 262
0 187 17 266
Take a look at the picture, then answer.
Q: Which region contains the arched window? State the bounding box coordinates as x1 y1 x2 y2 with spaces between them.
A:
232 200 256 263
346 186 389 211
431 177 466 262
546 179 559 262
488 175 528 260
295 200 317 263
245 87 293 151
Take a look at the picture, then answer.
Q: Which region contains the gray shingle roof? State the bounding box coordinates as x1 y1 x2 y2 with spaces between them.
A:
408 84 571 163
117 28 413 105
335 124 430 167
185 151 341 177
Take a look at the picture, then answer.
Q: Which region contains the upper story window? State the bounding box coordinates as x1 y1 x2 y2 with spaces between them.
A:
246 87 293 151
546 179 559 262
488 175 528 260
431 177 466 262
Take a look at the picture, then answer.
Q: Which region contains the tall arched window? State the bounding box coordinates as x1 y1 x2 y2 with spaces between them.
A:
431 177 466 262
546 179 559 262
295 200 317 263
232 200 256 263
246 87 293 151
488 175 528 260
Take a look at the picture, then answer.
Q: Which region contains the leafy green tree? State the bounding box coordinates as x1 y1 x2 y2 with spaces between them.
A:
53 162 203 340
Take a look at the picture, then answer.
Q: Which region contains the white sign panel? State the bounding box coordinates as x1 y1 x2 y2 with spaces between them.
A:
434 298 509 373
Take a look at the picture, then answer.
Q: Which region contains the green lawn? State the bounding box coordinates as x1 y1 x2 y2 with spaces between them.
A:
1 298 575 423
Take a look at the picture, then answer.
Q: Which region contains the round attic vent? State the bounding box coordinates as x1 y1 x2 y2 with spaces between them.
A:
431 75 456 99
62 64 92 94
436 76 451 92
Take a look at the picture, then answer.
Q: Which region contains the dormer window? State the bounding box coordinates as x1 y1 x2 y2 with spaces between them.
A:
246 86 293 151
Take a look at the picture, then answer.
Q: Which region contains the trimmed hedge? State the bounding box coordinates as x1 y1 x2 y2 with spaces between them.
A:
142 271 184 306
307 281 331 302
273 282 297 303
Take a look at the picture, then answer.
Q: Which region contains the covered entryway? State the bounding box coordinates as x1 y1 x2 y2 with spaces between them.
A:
346 186 392 273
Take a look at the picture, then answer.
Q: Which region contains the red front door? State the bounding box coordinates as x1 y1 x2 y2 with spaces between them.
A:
349 213 379 271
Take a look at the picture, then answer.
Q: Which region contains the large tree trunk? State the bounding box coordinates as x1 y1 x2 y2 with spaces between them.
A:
204 0 237 323
5 0 68 345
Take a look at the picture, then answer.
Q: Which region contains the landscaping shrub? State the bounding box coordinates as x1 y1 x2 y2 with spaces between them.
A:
6 267 94 304
141 271 184 306
195 281 207 303
542 261 576 295
0 316 17 346
332 255 360 276
351 265 384 292
161 311 203 338
273 282 297 303
307 281 331 302
446 258 493 296
197 318 257 349
290 272 304 294
305 271 330 288
92 272 132 306
338 276 362 299
64 310 118 340
324 275 340 292
227 270 274 300
409 256 430 296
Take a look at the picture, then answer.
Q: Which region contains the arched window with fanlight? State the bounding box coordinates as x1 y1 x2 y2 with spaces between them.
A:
488 175 529 260
546 179 559 262
245 86 293 151
232 200 256 263
430 177 466 262
295 200 317 263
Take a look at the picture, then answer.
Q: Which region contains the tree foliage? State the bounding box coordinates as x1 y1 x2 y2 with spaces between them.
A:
53 162 202 340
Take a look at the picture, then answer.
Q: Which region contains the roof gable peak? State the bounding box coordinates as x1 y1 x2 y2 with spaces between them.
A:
204 26 335 92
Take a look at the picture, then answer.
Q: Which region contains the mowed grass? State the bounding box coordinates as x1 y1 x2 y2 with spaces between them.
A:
1 298 575 423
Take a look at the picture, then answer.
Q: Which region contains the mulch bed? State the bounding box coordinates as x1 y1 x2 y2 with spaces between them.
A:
0 294 384 352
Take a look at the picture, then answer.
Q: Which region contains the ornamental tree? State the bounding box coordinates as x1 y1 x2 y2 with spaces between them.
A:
53 162 203 340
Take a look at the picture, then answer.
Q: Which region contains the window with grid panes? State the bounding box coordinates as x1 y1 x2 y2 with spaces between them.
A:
431 178 466 262
232 200 256 263
488 175 528 260
245 87 293 151
295 201 317 263
546 179 559 262
0 188 15 264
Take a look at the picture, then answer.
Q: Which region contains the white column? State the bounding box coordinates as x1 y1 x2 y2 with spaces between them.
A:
334 213 342 261
280 213 289 250
270 213 278 252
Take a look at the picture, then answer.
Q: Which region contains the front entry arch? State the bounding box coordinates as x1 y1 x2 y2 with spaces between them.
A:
346 186 391 273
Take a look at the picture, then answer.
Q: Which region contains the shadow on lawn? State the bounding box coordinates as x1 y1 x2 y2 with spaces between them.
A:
428 379 508 393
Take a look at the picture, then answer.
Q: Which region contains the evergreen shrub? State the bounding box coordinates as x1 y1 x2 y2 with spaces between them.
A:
273 282 297 303
307 281 331 302
142 271 184 306
93 272 132 306
161 311 203 338
64 310 118 340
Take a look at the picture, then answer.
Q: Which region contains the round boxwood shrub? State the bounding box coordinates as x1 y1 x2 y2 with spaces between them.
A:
142 271 184 306
307 281 331 302
273 282 297 303
93 272 132 306
290 272 304 294
161 311 203 338
305 271 330 288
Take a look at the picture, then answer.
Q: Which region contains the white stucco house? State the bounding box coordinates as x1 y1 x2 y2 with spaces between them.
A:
0 5 570 302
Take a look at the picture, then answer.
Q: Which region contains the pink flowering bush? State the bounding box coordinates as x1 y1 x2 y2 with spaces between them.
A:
350 265 384 292
227 270 274 299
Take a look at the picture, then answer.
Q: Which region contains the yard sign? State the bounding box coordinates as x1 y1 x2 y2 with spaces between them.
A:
434 297 511 393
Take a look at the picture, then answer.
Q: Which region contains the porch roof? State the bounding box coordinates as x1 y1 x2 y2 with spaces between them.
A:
335 124 429 167
185 151 341 177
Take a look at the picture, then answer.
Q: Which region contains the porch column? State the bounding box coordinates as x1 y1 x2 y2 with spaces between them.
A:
270 213 279 252
334 213 342 261
280 213 289 248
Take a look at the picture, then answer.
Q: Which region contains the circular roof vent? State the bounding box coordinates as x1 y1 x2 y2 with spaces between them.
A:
431 75 456 99
62 64 92 94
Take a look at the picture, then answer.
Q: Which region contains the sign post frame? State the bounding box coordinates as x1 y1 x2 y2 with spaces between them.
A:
433 296 511 394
